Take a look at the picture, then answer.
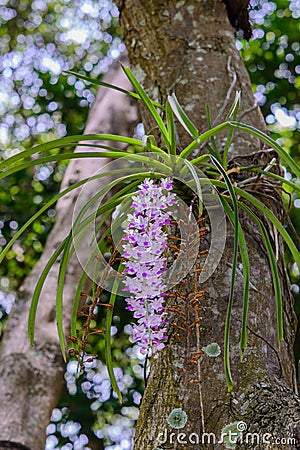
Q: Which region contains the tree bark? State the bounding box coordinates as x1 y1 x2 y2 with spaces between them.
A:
0 56 138 450
115 1 300 448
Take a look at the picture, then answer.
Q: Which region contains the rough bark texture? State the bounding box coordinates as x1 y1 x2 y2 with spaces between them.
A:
115 1 300 449
0 56 138 450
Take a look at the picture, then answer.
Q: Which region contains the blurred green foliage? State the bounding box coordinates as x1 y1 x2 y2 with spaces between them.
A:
242 1 300 191
0 0 123 289
241 0 300 307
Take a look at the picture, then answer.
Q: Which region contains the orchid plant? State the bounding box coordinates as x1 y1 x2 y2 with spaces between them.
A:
122 177 175 356
1 64 299 400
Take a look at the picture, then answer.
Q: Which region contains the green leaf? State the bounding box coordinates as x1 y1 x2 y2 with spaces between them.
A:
183 159 203 216
228 121 300 178
64 70 164 109
234 187 300 271
167 93 199 139
179 122 230 159
208 178 300 272
222 92 241 169
0 150 127 181
1 169 146 264
2 152 171 187
28 239 66 346
239 202 283 345
121 64 171 150
166 100 177 155
205 105 221 161
56 232 73 361
0 133 166 173
219 196 250 359
240 167 300 194
105 263 124 403
210 155 239 392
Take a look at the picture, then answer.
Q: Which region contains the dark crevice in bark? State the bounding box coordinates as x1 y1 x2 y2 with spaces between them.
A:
0 442 32 450
222 0 252 40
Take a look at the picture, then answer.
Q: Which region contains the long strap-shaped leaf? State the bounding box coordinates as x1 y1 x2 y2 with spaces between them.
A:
180 122 230 159
28 238 67 346
207 179 300 271
70 207 114 344
233 187 300 271
228 121 300 178
167 93 199 139
0 145 151 180
0 151 122 180
28 175 153 348
166 101 177 155
240 168 300 194
0 170 148 264
64 70 164 110
2 152 171 186
183 159 203 216
210 155 239 391
219 196 250 360
120 64 171 151
0 133 165 172
105 262 125 403
239 202 283 345
56 232 73 360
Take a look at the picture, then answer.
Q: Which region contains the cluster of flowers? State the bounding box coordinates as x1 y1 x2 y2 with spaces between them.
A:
122 177 176 356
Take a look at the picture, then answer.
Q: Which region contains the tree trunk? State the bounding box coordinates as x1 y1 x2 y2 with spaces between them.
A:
115 1 300 448
0 56 138 450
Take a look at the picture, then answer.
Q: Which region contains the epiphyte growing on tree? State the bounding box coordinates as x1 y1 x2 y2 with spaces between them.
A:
122 177 176 355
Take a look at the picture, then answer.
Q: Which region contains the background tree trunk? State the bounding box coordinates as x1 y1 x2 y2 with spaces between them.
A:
115 1 300 448
0 56 138 450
